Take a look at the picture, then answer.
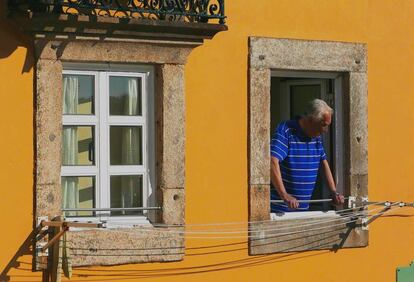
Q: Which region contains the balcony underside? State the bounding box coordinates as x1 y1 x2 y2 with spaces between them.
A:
9 12 227 44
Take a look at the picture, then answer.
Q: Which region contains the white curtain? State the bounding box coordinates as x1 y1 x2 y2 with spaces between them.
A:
62 76 79 216
120 78 141 213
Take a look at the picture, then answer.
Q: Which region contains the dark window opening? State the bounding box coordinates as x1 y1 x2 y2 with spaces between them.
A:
270 73 344 212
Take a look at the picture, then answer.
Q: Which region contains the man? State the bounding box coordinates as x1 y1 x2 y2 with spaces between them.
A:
270 99 344 212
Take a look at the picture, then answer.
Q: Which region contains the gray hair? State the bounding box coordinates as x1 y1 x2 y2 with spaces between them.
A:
304 99 333 121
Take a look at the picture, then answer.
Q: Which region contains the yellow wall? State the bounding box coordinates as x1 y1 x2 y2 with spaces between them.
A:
1 1 414 281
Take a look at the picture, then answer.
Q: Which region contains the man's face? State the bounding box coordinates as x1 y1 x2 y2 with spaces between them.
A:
309 112 332 137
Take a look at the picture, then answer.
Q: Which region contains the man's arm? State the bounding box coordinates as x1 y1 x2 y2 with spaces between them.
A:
321 159 344 205
271 156 299 209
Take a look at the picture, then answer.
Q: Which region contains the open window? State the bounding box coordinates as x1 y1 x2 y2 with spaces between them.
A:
248 37 368 254
270 71 345 214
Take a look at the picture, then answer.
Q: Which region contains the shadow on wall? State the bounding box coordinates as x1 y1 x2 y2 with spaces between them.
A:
2 214 414 281
0 227 40 282
0 1 34 73
0 224 341 281
67 252 332 281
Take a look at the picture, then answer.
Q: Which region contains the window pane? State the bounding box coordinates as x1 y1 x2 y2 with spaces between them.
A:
63 74 94 115
109 76 142 116
62 176 95 217
62 126 95 166
110 126 142 165
110 175 143 216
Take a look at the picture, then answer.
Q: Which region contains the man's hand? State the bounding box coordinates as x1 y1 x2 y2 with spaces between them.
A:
331 191 345 206
282 193 299 209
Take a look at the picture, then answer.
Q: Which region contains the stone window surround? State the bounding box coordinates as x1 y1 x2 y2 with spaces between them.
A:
35 39 193 266
248 37 368 254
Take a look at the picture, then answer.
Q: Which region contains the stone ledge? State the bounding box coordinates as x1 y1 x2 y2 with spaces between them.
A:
249 216 367 255
67 227 184 266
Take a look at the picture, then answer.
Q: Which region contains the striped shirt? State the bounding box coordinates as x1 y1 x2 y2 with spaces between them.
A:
270 119 326 212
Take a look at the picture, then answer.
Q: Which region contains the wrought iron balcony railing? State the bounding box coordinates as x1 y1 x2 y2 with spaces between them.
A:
9 0 226 24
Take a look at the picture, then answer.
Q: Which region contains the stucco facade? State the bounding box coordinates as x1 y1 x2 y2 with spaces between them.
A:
1 1 414 281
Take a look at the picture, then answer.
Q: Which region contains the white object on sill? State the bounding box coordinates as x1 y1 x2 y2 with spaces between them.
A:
271 210 339 221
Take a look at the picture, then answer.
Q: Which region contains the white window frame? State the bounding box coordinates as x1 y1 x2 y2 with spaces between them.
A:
270 70 345 220
61 64 155 227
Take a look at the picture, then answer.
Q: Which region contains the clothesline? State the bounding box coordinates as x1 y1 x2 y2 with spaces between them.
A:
57 200 413 229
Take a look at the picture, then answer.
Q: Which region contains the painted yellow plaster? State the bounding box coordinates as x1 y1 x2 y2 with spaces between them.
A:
1 1 414 281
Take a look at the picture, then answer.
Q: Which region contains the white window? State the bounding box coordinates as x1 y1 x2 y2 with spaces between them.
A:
61 66 155 225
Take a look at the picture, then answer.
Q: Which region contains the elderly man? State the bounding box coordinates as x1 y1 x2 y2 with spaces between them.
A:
270 99 344 212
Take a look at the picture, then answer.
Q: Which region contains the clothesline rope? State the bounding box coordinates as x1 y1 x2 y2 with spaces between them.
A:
61 200 414 230
35 201 414 277
63 204 409 244
80 201 385 230
78 201 385 229
40 200 413 241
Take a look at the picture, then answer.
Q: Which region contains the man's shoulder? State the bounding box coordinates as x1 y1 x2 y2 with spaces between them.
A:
277 120 297 134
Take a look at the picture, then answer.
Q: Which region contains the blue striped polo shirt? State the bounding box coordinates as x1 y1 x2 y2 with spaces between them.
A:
270 119 326 212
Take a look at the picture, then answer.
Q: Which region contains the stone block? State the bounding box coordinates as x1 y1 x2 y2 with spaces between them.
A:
156 64 186 189
349 173 368 198
35 40 193 64
249 68 271 185
35 59 63 218
349 72 368 175
341 228 368 248
249 215 367 255
249 185 270 222
67 228 184 266
161 188 185 225
249 37 367 72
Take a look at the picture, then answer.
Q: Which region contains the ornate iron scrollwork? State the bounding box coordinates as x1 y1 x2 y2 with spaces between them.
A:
9 0 226 24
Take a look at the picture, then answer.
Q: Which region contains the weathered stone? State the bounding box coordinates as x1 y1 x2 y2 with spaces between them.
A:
249 215 363 254
67 227 184 266
350 173 368 198
341 228 368 248
36 184 60 219
35 40 193 65
349 72 368 175
250 37 367 72
161 188 185 225
249 185 270 222
35 59 63 219
249 68 271 185
157 64 186 189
